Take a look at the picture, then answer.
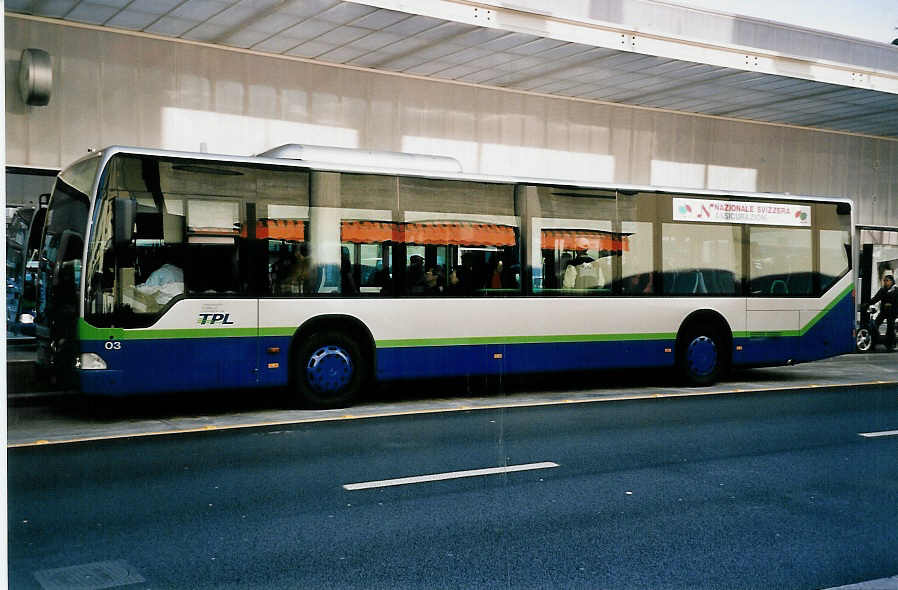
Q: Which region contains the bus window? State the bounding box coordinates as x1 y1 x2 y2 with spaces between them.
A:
358 243 391 295
617 192 658 295
85 155 263 327
662 223 742 295
339 173 397 297
817 202 851 294
253 168 311 296
749 227 813 296
184 199 241 296
110 193 187 321
264 171 396 297
398 177 519 297
531 186 617 296
820 230 850 294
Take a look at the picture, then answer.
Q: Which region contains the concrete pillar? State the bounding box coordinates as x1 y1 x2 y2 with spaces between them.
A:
309 171 342 293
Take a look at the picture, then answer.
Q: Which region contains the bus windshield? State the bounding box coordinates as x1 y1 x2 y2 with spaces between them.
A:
35 156 97 323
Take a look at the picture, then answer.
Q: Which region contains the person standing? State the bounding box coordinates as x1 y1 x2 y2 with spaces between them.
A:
869 274 897 351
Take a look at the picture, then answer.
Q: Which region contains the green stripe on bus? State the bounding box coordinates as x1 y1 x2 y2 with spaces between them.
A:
78 320 256 340
741 330 802 338
798 283 854 336
260 327 299 337
376 332 675 349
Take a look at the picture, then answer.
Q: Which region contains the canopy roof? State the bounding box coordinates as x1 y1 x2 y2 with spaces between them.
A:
8 0 897 137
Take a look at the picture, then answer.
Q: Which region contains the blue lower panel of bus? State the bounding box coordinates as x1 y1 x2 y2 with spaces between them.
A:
733 293 855 366
79 336 269 395
79 335 679 394
375 338 677 381
796 292 856 361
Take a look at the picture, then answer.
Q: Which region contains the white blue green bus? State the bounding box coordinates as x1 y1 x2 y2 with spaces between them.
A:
35 145 855 407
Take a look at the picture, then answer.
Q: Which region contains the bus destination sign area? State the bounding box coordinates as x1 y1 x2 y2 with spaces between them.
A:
673 197 811 227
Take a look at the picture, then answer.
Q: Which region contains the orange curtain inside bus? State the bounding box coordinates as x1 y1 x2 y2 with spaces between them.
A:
341 220 516 247
541 229 629 252
245 219 307 241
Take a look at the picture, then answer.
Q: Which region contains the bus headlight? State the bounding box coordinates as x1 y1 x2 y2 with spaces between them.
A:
17 313 34 324
77 353 107 370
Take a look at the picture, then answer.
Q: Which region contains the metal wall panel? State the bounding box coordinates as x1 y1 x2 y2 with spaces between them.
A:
6 21 30 167
5 18 898 228
871 140 892 226
882 142 898 225
59 26 101 162
98 32 140 148
136 37 176 150
9 20 64 167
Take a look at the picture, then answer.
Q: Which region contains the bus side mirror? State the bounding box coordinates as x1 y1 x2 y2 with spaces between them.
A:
114 197 136 247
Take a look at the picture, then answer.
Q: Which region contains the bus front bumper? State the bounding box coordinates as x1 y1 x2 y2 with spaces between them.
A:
77 369 129 396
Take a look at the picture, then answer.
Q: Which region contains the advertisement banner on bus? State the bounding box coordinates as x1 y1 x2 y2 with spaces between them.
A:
673 198 811 227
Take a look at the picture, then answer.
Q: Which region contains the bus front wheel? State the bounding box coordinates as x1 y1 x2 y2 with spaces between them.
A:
678 327 723 386
293 330 366 409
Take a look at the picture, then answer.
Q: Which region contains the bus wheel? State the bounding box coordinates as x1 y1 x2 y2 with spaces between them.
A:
294 331 366 409
679 328 722 386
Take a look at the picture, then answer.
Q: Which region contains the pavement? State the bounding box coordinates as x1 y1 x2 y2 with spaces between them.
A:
7 348 898 448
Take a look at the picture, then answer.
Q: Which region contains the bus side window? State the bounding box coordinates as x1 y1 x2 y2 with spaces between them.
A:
397 177 520 298
661 221 741 296
749 227 812 297
532 185 616 297
618 192 657 296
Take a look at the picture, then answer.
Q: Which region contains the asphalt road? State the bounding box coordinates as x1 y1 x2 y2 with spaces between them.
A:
8 385 898 589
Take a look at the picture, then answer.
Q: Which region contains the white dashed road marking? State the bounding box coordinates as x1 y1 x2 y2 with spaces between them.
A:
858 430 898 438
343 461 560 490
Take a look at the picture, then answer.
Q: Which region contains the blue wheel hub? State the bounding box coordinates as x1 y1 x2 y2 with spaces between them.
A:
687 336 717 377
306 345 353 394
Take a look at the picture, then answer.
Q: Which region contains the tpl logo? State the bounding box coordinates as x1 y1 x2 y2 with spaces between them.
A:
197 313 235 325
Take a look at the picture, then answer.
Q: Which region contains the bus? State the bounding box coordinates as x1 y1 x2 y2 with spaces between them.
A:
35 145 855 407
7 196 48 335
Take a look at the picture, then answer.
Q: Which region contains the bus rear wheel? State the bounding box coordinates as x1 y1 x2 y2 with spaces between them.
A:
678 327 724 386
293 330 366 409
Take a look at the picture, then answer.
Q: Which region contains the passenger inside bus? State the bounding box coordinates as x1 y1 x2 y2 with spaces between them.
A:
275 243 314 295
446 267 463 295
341 247 358 295
622 272 653 294
407 255 426 294
132 246 185 308
423 265 443 294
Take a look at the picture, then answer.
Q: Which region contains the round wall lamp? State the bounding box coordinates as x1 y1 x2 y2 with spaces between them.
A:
18 48 52 106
